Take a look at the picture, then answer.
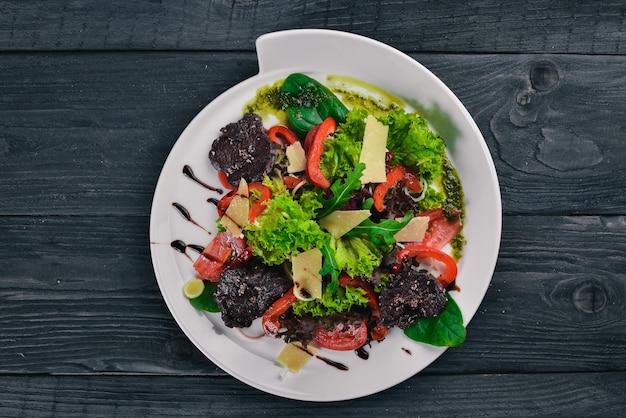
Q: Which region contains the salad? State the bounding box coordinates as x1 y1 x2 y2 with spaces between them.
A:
181 73 466 372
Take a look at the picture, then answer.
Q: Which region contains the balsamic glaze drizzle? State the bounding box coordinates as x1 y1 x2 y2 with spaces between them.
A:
356 346 370 360
295 344 350 371
172 202 211 234
316 355 349 371
170 239 205 262
183 164 223 193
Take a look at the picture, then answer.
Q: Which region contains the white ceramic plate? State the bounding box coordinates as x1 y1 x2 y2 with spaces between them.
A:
150 29 501 401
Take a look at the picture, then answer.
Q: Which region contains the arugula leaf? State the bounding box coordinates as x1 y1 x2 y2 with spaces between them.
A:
189 282 220 313
403 294 466 347
319 241 340 293
344 211 413 246
316 163 365 220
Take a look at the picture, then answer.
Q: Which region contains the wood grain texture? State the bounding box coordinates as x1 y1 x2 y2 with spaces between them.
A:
0 372 624 416
1 52 626 216
1 0 626 54
1 215 624 375
1 0 624 414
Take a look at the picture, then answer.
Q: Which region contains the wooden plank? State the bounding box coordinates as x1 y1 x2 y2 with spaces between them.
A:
0 372 624 416
1 52 626 216
419 53 626 215
0 215 223 375
440 214 626 372
0 214 624 375
0 52 258 216
1 1 625 54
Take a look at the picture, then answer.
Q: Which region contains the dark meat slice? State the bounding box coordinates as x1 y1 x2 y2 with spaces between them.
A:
208 113 276 186
214 262 292 328
280 312 366 348
379 268 447 329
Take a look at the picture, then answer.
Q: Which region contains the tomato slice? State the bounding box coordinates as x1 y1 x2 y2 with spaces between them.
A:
420 208 462 249
193 231 249 281
313 319 369 351
217 171 236 190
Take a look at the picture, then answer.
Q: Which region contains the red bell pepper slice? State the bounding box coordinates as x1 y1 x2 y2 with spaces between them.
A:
247 182 271 223
338 275 388 341
262 288 298 337
283 175 305 189
419 208 462 250
303 124 319 153
193 231 250 281
372 165 422 212
306 117 336 188
313 319 369 351
267 125 298 146
396 244 458 287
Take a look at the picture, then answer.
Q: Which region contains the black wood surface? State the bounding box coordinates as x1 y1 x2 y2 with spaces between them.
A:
2 0 626 54
1 0 625 415
2 52 625 216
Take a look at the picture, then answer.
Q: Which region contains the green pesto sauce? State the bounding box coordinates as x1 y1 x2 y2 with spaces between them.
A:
327 75 406 117
442 157 466 260
243 80 289 125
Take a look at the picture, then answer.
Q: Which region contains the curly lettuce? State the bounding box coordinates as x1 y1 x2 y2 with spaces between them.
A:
244 181 328 265
332 235 386 278
292 284 369 317
320 108 367 182
380 109 446 181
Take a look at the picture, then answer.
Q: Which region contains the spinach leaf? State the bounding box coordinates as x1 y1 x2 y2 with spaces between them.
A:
403 294 466 347
281 73 349 138
189 282 220 313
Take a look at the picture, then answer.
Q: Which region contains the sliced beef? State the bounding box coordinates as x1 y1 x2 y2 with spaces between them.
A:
208 113 275 186
214 262 292 328
379 267 447 329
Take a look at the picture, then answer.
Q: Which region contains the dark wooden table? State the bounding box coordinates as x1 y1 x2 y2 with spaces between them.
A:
1 1 625 416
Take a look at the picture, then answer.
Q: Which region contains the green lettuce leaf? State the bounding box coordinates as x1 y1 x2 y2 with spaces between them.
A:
381 110 446 181
332 235 386 278
292 284 368 317
244 186 328 265
319 108 368 181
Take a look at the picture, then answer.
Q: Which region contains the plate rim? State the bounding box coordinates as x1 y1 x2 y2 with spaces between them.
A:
149 28 502 401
